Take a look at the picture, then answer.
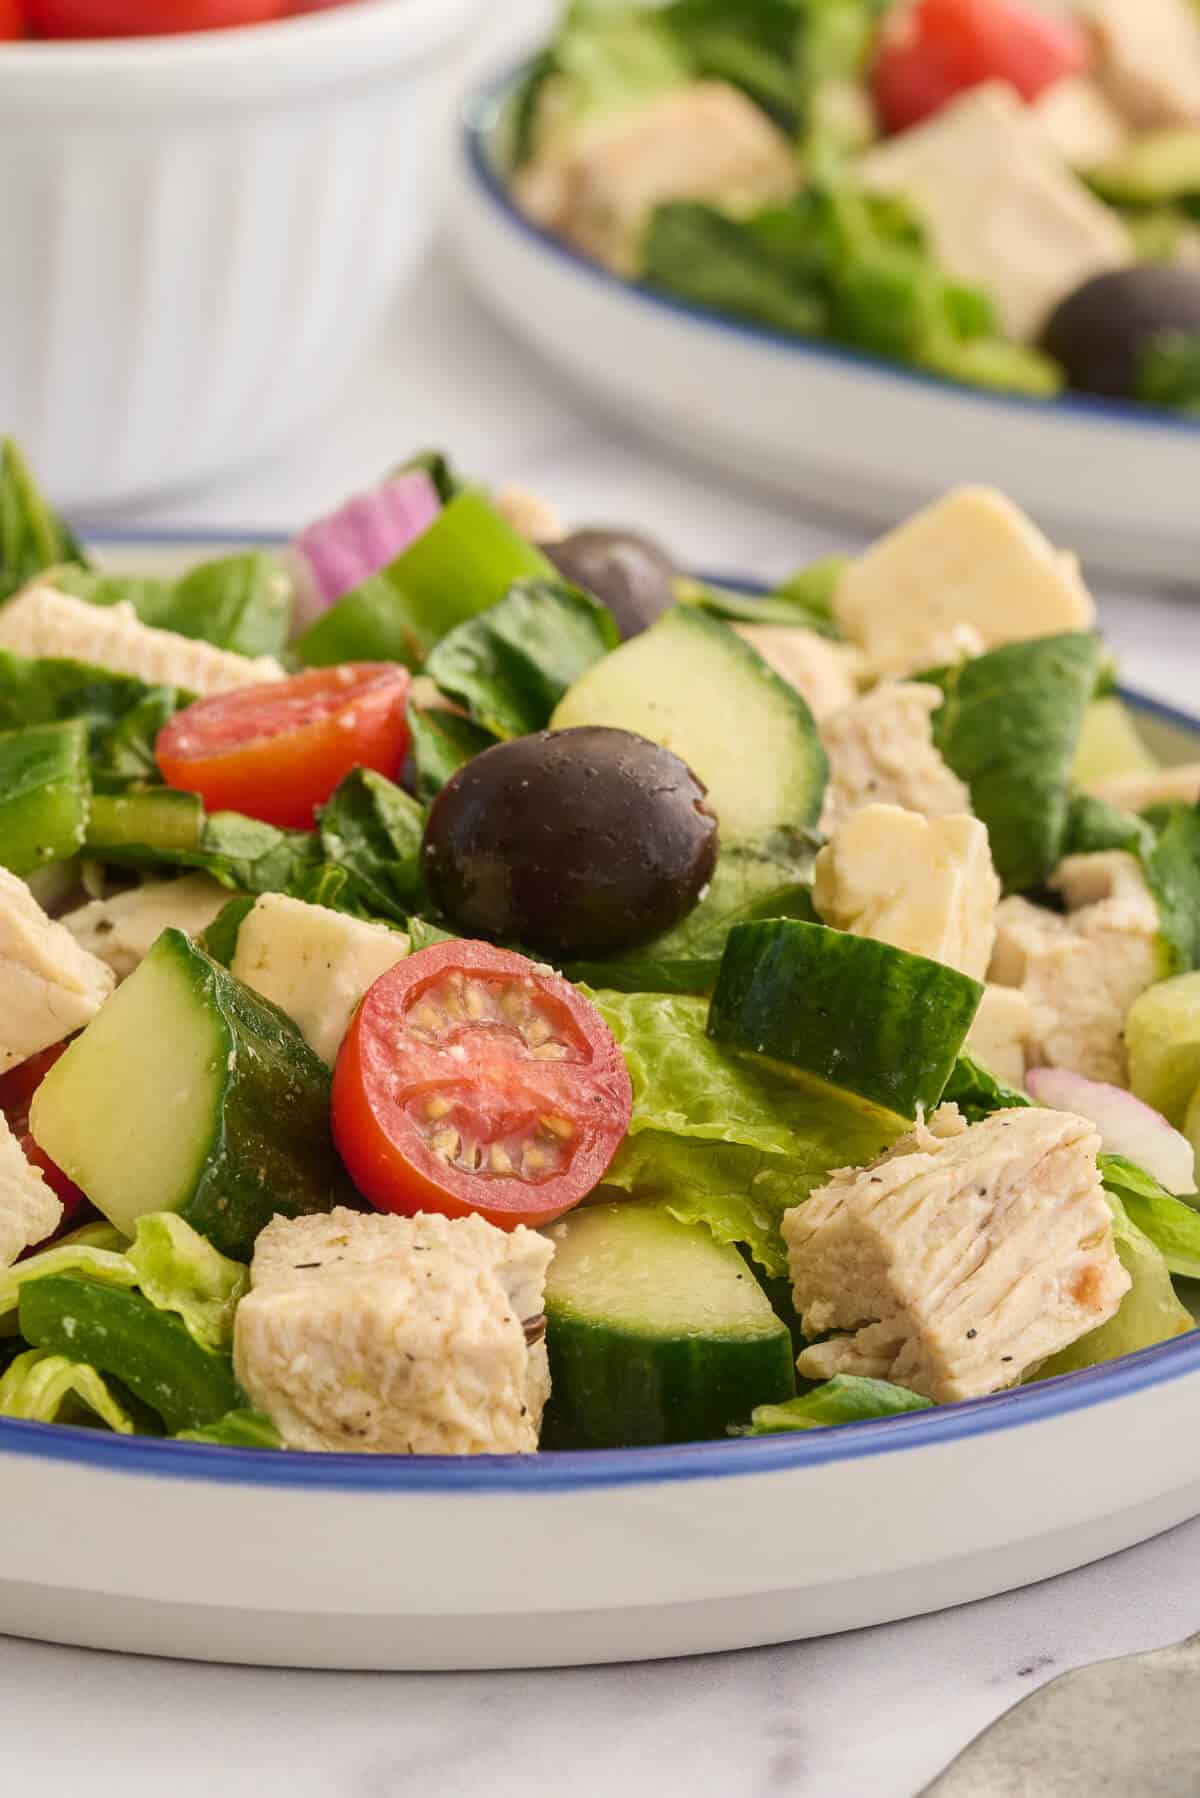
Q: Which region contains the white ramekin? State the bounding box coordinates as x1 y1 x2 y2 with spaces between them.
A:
0 0 480 511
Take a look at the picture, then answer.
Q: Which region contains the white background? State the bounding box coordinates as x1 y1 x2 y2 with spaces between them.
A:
6 4 1200 1793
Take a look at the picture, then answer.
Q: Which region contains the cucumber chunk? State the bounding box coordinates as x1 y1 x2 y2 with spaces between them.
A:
550 607 828 840
540 1203 795 1449
1126 972 1200 1126
0 719 89 877
1072 698 1158 788
18 1273 240 1432
708 919 982 1121
31 928 353 1260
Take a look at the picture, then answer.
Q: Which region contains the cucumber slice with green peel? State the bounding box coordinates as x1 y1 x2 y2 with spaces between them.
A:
540 1203 795 1450
30 929 354 1260
294 492 554 669
708 919 982 1121
1072 698 1159 788
18 1273 240 1433
549 607 828 840
0 719 89 876
85 788 205 862
1127 973 1200 1126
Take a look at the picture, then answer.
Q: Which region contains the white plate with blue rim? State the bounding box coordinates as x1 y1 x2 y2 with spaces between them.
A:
3 533 1200 1672
453 65 1200 590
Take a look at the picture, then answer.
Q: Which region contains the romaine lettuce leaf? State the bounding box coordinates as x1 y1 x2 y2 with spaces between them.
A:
591 988 900 1272
941 1054 1032 1124
424 579 619 740
0 1222 133 1333
0 439 88 605
1036 1194 1193 1378
176 1409 283 1449
0 1346 138 1433
1143 804 1200 976
1100 1154 1200 1279
739 1373 932 1433
126 1214 248 1355
924 633 1107 892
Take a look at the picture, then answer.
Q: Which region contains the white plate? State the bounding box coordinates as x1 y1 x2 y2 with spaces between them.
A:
453 68 1200 588
4 540 1200 1671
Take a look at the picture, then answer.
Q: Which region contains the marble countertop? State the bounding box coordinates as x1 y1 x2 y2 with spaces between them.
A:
7 8 1200 1792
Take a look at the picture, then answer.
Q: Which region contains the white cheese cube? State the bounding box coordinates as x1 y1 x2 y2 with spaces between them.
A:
833 486 1096 680
858 82 1132 341
230 892 409 1066
0 587 284 696
0 867 115 1074
235 1208 553 1454
814 804 1000 980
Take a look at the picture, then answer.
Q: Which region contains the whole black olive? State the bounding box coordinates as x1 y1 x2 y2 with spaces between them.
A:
543 530 677 640
1041 266 1200 400
422 726 718 958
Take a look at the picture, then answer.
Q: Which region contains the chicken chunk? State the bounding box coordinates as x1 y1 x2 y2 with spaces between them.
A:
61 875 229 981
990 852 1162 1085
819 682 971 831
858 83 1132 341
733 624 861 721
230 893 410 1066
0 868 115 1074
833 487 1097 681
514 81 797 274
1088 0 1200 129
965 984 1037 1089
784 1105 1129 1402
0 587 284 696
1083 762 1200 814
0 1112 61 1269
1029 75 1128 171
814 805 999 980
234 1208 553 1454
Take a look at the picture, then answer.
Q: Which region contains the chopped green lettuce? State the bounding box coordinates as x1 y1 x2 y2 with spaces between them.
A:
941 1054 1032 1124
1100 1155 1200 1279
55 551 293 658
406 701 496 801
126 1213 248 1355
924 633 1106 892
0 651 183 771
1036 1194 1193 1379
316 769 426 924
739 1374 932 1433
590 988 900 1272
177 1409 283 1449
0 439 88 605
0 1222 133 1334
1142 804 1200 975
424 579 619 739
676 557 847 636
1062 792 1156 860
1137 332 1200 413
0 1346 138 1433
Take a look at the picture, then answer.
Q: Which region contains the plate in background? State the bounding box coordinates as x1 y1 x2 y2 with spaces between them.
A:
454 67 1200 589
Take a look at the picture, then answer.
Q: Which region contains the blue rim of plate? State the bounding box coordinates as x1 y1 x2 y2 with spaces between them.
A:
3 536 1199 1491
461 62 1200 441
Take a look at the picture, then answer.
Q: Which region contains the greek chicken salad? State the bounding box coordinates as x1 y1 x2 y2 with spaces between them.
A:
1 440 1200 1456
504 0 1200 412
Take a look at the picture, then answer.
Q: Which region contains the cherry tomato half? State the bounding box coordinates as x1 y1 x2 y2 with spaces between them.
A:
0 1044 86 1224
872 0 1091 136
332 940 633 1230
156 663 412 831
0 0 26 37
25 0 283 36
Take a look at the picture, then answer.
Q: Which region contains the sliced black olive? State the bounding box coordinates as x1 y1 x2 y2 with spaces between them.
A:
421 726 718 958
1041 266 1200 400
543 530 676 640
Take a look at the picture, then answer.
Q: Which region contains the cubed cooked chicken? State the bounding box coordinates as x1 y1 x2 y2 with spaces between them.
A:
1029 75 1128 171
814 805 999 980
61 875 229 981
234 1208 553 1454
513 81 798 274
990 851 1162 1085
0 1111 61 1269
0 868 115 1074
1088 0 1200 129
965 984 1037 1088
819 682 971 831
784 1104 1129 1402
832 487 1097 681
733 624 862 721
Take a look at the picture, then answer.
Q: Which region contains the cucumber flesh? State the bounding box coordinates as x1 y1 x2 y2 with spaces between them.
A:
0 719 89 877
1126 972 1200 1127
708 918 982 1121
18 1272 240 1433
31 928 353 1260
550 607 828 840
540 1202 795 1449
1072 699 1158 787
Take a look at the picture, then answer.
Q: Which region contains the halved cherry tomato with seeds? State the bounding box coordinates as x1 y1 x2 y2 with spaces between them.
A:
156 663 412 831
332 940 633 1230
